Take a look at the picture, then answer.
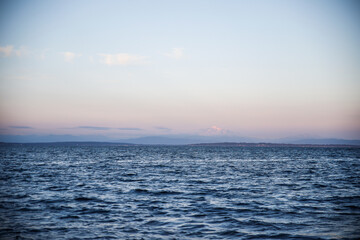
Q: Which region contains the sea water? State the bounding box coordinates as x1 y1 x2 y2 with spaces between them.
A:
0 145 359 239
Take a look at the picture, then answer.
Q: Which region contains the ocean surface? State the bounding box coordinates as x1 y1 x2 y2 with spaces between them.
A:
0 145 359 239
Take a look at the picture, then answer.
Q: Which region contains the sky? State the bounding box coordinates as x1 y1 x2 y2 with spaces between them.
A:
0 0 359 142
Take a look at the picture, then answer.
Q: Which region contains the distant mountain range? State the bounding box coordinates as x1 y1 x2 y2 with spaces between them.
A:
285 138 360 145
115 135 258 145
115 136 360 146
1 134 359 146
0 134 110 143
189 142 360 148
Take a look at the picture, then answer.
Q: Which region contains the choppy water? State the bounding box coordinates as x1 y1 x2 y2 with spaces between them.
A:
0 145 359 239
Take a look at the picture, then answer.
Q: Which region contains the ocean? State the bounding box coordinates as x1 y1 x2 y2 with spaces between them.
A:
0 145 359 239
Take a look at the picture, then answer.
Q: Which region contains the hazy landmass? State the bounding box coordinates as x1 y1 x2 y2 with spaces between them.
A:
189 142 360 148
1 141 359 148
1 134 360 146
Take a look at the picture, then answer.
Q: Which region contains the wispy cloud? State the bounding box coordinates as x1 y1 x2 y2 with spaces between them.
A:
77 126 110 130
0 45 14 57
0 45 30 57
14 46 29 57
117 128 142 131
99 53 146 65
61 51 81 62
164 48 184 59
9 125 33 129
75 126 142 131
155 126 172 131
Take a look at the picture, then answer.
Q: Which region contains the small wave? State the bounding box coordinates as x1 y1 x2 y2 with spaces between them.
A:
42 198 67 204
18 207 42 212
45 186 68 191
118 178 144 182
153 190 182 195
59 215 79 219
344 205 360 210
246 233 319 239
190 213 207 218
143 220 167 226
74 196 102 202
48 205 72 210
123 172 137 176
219 230 241 236
131 188 149 194
130 188 182 196
13 193 30 199
312 183 327 188
327 195 360 202
180 223 208 231
27 228 43 233
77 208 111 214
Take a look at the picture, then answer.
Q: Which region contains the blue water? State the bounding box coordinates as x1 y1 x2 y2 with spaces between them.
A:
0 145 359 239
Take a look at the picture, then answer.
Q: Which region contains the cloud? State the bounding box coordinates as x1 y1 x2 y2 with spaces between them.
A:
0 45 30 57
164 48 184 59
77 126 110 130
72 126 142 131
61 51 81 62
99 53 146 65
117 128 142 131
155 126 172 131
14 46 29 57
0 45 14 57
9 125 33 129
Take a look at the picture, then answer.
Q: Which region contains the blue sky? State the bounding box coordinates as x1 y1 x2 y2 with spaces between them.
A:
0 0 359 141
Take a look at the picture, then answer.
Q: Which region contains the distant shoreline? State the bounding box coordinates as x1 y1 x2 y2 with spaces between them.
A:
188 142 360 148
0 141 359 148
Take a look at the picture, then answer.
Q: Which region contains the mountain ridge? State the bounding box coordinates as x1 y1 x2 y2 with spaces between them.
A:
1 134 359 145
1 141 359 148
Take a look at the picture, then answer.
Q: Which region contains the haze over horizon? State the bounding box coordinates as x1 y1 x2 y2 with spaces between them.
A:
1 0 360 142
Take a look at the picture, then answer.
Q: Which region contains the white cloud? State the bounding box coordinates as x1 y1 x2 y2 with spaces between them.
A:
0 45 14 57
0 45 30 57
14 46 29 57
164 48 184 59
61 51 81 62
99 53 146 65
